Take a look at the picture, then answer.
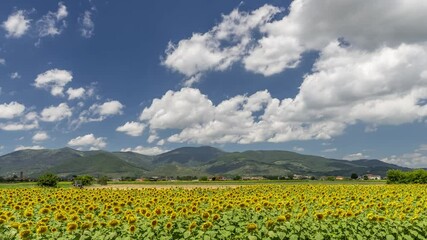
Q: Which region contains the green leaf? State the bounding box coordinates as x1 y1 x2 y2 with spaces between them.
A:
290 234 299 240
248 236 257 240
315 233 324 240
183 231 191 239
386 235 395 240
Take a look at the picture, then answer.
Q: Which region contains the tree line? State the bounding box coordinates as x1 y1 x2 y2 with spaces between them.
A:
387 169 427 184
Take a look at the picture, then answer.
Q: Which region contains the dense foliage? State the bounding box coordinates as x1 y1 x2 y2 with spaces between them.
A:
36 173 60 187
1 185 427 239
74 175 94 186
387 169 427 184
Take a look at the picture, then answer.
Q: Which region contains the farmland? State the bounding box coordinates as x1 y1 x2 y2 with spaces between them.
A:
0 183 425 239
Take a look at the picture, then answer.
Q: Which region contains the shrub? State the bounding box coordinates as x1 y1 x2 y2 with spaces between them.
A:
74 175 94 186
97 176 109 185
387 169 427 184
199 176 208 181
37 173 60 187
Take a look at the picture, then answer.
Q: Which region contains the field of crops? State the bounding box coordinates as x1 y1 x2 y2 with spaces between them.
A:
0 184 426 239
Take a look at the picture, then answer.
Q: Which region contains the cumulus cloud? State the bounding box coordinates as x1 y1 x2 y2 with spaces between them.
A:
2 10 31 38
37 2 68 37
0 58 5 65
10 72 21 79
40 103 72 122
163 4 280 86
140 88 214 129
293 147 304 152
0 121 39 131
164 0 427 78
68 133 106 149
343 153 370 161
66 87 85 100
116 121 145 137
381 144 427 168
322 148 337 153
71 100 124 128
142 41 427 146
79 10 94 38
120 146 167 155
34 69 73 96
141 88 279 144
0 102 25 119
14 145 44 151
92 100 124 116
32 131 49 142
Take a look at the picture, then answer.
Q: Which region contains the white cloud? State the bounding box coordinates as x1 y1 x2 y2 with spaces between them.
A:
10 72 21 79
343 153 369 161
140 88 214 129
116 121 145 137
34 69 73 96
322 148 337 153
382 153 427 168
165 0 427 78
92 100 123 116
14 145 44 151
68 133 106 149
120 146 166 156
79 10 94 38
0 58 5 65
40 103 72 122
0 102 25 119
0 121 38 131
245 0 427 76
293 147 304 152
32 131 49 142
37 2 68 37
66 87 85 100
71 100 124 128
25 112 38 121
2 10 31 38
163 4 280 86
382 144 427 168
142 48 427 143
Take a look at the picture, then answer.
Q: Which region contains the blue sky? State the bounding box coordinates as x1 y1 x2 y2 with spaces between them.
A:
1 0 427 167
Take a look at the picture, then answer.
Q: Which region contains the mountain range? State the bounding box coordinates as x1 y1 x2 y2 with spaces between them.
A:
0 146 409 178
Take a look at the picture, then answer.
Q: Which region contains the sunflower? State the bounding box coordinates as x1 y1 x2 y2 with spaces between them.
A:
36 225 48 234
188 221 197 231
66 222 78 232
165 222 173 231
129 225 136 233
151 219 158 228
247 223 257 232
202 221 212 230
108 219 120 227
212 214 220 221
19 229 31 239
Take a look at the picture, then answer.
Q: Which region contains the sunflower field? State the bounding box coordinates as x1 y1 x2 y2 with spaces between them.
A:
0 184 426 239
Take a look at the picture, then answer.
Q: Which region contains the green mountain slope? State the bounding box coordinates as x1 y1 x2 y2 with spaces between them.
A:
112 152 154 170
0 146 410 178
153 146 225 167
0 147 84 177
45 152 147 178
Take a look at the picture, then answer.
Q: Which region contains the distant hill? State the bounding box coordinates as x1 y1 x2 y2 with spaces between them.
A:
47 152 148 178
0 146 410 178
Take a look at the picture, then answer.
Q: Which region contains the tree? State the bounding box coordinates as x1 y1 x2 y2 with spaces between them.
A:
97 176 109 185
75 175 94 186
37 173 60 187
350 173 358 180
233 175 242 181
199 176 208 181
